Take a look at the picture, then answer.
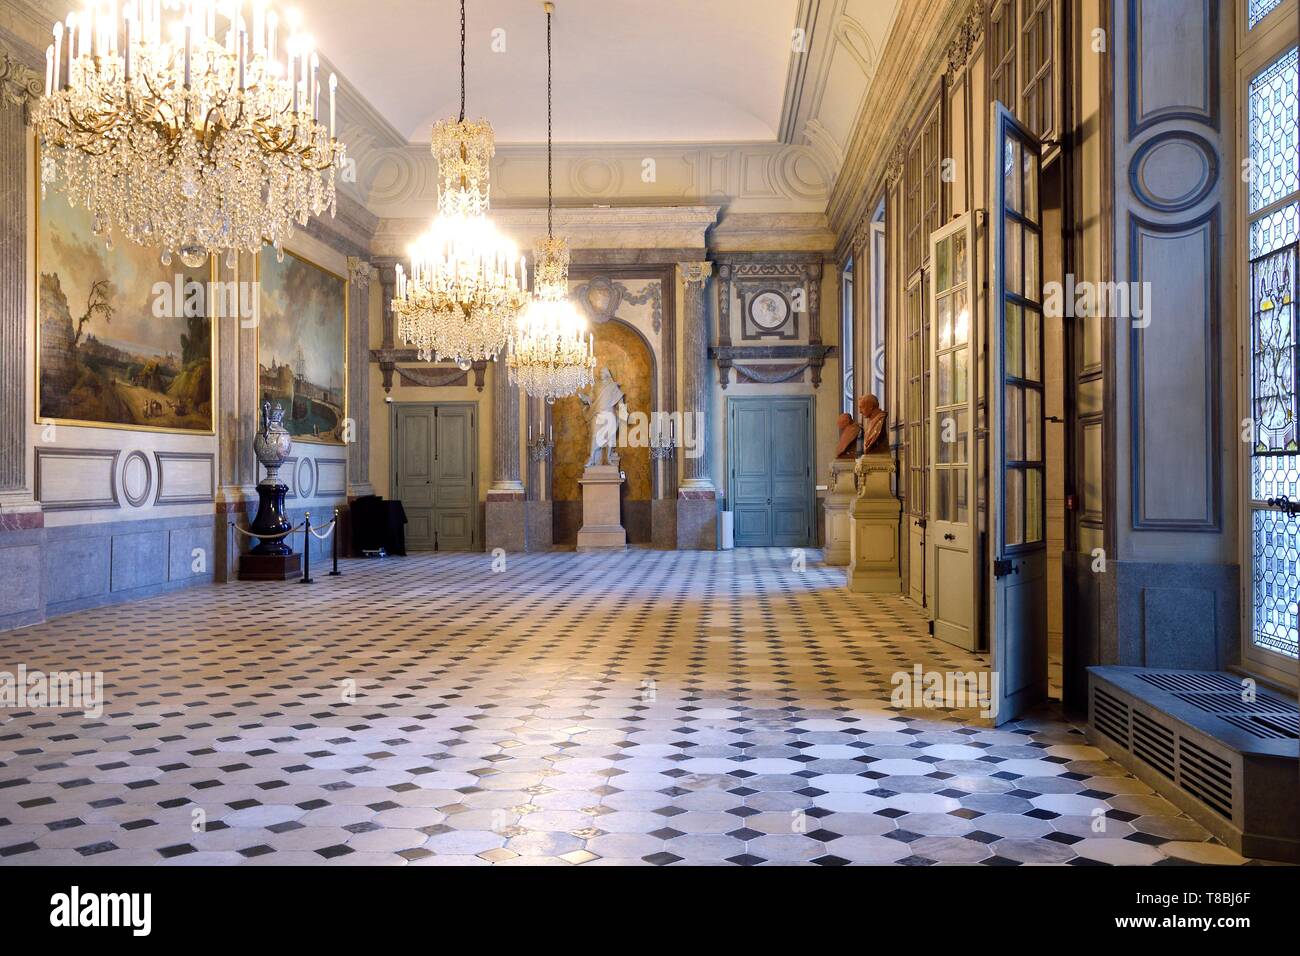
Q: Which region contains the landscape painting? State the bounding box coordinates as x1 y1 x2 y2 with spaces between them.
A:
258 248 347 444
37 187 213 432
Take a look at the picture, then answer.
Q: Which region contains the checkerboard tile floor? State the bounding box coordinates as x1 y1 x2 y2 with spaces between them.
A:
0 548 1254 866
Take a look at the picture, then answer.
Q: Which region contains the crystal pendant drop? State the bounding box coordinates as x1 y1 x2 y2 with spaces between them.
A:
179 245 207 268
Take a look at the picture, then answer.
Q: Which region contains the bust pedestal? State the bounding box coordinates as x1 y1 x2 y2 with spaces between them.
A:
576 464 627 550
847 451 901 593
822 459 856 566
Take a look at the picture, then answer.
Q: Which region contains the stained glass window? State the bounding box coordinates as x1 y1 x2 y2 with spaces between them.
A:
1253 510 1299 657
1248 47 1298 215
1251 245 1297 453
1249 0 1286 30
1248 46 1300 662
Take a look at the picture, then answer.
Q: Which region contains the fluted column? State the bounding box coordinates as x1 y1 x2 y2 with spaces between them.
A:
490 364 524 494
0 52 40 511
679 261 714 491
346 257 373 497
676 261 717 550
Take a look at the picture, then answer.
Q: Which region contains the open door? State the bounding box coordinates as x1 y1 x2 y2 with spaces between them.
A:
988 103 1048 723
928 214 979 649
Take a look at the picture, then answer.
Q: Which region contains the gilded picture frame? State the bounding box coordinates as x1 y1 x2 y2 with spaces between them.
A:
34 146 217 435
255 246 349 446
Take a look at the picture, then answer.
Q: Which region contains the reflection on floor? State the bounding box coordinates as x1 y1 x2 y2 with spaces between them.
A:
0 549 1254 865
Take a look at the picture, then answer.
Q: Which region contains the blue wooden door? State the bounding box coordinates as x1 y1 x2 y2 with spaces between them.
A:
728 397 814 548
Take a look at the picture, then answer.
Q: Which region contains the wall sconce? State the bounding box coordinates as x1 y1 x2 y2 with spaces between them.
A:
528 423 553 462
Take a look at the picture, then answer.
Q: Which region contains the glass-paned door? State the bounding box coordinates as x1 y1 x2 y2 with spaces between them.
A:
1247 45 1300 672
905 271 930 606
988 103 1047 723
929 214 979 649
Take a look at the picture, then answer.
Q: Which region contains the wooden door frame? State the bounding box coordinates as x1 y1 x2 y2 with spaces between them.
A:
389 400 480 551
725 395 817 548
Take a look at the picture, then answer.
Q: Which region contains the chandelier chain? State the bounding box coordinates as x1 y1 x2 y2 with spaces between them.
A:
547 5 553 238
459 0 467 122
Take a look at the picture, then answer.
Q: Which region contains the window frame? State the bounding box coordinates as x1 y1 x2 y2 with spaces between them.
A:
1237 1 1300 689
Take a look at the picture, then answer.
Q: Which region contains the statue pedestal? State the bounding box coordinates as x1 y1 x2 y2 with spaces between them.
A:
822 459 856 566
847 452 901 593
576 465 627 550
250 480 293 555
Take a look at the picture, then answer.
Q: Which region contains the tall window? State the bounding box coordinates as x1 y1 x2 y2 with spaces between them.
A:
989 0 1017 115
1250 0 1286 28
1020 0 1054 138
1246 42 1300 664
988 0 1057 141
842 258 855 414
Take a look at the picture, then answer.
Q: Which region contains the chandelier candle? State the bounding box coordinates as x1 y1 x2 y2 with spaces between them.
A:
34 0 346 267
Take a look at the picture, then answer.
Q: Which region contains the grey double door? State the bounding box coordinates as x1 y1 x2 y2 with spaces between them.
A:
392 403 477 551
728 397 815 548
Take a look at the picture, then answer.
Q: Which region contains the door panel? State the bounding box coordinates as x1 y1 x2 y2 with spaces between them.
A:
728 397 814 548
989 103 1048 724
395 406 436 551
928 214 980 649
432 406 476 551
392 403 477 552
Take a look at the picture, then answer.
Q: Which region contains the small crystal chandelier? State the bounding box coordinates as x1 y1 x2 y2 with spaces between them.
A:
393 0 528 364
505 2 595 401
33 0 345 267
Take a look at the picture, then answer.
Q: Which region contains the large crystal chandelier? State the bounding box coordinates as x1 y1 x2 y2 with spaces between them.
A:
505 2 595 400
392 0 528 364
33 0 345 267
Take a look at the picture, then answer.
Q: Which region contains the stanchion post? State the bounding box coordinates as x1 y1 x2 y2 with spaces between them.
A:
329 507 341 576
302 511 313 584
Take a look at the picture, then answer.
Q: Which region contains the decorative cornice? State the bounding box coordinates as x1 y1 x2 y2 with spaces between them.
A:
828 0 968 237
0 49 41 123
708 211 837 254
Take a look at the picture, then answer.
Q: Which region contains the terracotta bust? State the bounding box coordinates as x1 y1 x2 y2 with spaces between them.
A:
835 412 862 459
858 394 887 454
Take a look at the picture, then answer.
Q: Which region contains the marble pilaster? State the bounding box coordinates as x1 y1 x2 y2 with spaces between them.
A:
677 261 717 550
485 363 526 551
346 256 373 498
0 50 41 522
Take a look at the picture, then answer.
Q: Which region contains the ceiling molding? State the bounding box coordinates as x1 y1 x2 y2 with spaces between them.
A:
369 205 722 259
826 0 968 239
356 140 836 219
777 0 823 143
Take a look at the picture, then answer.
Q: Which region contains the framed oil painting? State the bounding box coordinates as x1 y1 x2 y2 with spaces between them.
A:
36 169 214 433
257 248 348 444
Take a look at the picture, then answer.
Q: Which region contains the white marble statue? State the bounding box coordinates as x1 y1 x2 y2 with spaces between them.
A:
578 367 626 467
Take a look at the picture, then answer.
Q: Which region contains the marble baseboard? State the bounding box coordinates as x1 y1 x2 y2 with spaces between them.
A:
676 497 718 550
0 515 221 630
525 500 553 552
485 498 527 552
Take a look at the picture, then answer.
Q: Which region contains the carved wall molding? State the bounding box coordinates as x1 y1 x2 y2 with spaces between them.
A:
945 0 987 79
395 365 471 389
710 344 836 390
371 349 487 394
680 261 712 286
0 49 41 122
734 362 809 385
347 256 372 291
572 276 663 334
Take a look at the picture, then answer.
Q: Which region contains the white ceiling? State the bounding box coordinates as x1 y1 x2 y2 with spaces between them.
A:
304 0 802 144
